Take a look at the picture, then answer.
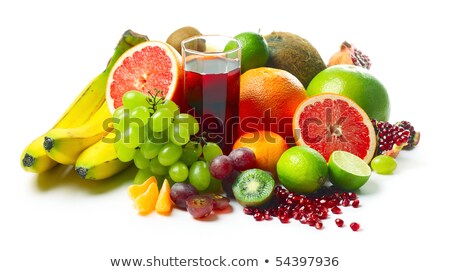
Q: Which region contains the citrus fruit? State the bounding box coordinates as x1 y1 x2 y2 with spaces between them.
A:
328 150 372 191
276 146 328 194
232 130 288 176
306 64 390 121
293 93 376 163
106 41 184 113
155 179 173 215
225 32 269 73
239 67 307 141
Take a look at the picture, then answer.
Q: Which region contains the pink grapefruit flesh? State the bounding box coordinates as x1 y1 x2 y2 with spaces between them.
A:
293 93 376 163
106 41 183 113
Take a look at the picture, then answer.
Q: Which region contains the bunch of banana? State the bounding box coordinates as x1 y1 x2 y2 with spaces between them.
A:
20 30 148 179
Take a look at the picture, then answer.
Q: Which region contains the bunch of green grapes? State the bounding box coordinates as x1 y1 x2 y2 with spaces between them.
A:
113 91 223 191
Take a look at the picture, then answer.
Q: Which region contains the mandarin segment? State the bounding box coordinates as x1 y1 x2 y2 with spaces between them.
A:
128 176 157 201
155 179 173 215
134 182 159 215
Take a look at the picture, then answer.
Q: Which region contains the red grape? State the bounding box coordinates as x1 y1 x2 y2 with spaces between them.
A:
170 183 198 209
185 195 213 218
205 194 231 210
228 148 256 171
209 155 234 180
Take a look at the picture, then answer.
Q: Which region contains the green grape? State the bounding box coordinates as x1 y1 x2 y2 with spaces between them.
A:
133 149 150 169
168 161 189 182
115 142 136 162
199 177 224 194
157 99 180 116
113 106 129 129
174 113 200 135
122 90 150 108
202 142 223 162
140 139 162 159
149 108 174 132
130 106 149 127
168 123 190 146
185 141 203 157
134 167 154 184
158 142 183 166
149 130 169 145
371 155 397 175
179 147 199 166
189 161 211 191
122 122 142 149
149 157 169 176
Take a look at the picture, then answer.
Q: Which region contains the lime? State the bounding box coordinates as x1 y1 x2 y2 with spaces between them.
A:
307 64 390 121
328 150 371 191
225 31 269 73
276 146 328 194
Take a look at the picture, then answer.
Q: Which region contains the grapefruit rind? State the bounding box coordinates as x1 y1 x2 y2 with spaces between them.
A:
293 93 376 163
106 41 182 113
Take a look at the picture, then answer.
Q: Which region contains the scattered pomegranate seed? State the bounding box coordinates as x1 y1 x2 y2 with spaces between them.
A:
242 185 362 231
342 199 350 206
315 222 323 229
350 222 360 231
335 218 344 227
279 215 290 224
331 206 342 214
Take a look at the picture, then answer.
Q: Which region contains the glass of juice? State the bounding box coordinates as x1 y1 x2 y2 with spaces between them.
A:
181 35 241 154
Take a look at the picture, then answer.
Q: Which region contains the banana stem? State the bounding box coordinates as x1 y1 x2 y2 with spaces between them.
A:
105 30 149 72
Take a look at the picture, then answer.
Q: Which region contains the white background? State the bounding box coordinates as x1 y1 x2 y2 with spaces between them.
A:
1 0 449 271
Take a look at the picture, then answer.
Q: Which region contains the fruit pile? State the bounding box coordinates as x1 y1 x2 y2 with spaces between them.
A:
21 26 420 231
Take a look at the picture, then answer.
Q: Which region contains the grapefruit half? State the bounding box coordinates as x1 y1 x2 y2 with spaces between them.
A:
106 41 184 113
293 93 376 163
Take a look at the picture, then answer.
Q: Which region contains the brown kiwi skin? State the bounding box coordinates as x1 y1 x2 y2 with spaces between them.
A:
166 26 202 54
264 31 326 88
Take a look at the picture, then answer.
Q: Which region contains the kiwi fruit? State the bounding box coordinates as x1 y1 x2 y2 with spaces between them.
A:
166 26 202 54
264 31 326 88
232 169 275 207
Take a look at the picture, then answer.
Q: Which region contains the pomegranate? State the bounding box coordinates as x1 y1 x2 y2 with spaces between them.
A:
328 41 371 69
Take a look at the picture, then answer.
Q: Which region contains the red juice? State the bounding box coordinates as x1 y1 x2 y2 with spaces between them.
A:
184 56 240 154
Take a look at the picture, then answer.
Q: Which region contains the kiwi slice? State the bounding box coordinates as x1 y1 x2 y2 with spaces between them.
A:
232 169 275 207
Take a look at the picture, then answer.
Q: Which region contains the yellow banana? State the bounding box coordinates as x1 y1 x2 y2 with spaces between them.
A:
20 30 149 173
44 102 113 165
75 132 132 180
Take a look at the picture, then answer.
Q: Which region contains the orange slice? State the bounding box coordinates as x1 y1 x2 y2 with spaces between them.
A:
128 176 157 201
155 179 173 215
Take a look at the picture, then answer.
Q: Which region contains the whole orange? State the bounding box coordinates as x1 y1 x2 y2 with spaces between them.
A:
232 130 288 176
239 67 308 143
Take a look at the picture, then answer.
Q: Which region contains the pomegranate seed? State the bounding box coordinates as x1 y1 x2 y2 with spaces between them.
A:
342 199 350 207
348 192 357 200
331 206 342 214
335 218 344 227
253 212 264 221
350 222 360 231
279 215 290 224
315 222 323 229
352 199 360 208
243 207 254 215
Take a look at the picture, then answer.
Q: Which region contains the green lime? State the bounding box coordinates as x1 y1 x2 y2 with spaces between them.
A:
307 65 390 121
328 150 371 191
225 31 269 73
276 146 328 194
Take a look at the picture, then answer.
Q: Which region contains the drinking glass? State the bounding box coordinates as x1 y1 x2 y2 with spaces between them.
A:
181 35 241 153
